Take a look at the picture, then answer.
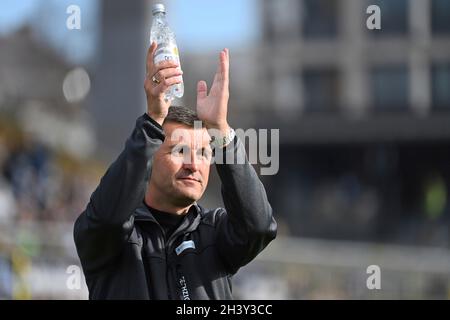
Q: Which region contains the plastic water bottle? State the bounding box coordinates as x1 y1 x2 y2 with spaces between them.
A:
150 3 184 101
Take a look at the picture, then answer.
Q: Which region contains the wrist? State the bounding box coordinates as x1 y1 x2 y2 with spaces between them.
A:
210 126 235 149
206 122 230 135
147 110 166 126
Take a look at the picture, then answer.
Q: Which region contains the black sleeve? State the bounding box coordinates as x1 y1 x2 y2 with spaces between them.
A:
214 136 277 275
73 114 165 273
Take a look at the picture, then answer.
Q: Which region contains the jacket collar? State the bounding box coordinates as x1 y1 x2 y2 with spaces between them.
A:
134 201 202 232
134 202 203 248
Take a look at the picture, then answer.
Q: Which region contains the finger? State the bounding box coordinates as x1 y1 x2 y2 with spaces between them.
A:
150 60 179 77
213 49 229 85
153 76 183 95
150 68 183 89
221 48 229 82
156 60 179 69
153 68 183 82
146 42 157 74
196 81 208 102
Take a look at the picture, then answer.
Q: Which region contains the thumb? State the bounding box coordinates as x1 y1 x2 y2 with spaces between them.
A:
197 81 208 101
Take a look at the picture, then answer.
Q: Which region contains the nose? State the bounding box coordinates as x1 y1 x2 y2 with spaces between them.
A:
182 150 200 172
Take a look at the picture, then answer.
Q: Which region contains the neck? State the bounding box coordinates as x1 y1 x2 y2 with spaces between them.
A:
145 184 192 216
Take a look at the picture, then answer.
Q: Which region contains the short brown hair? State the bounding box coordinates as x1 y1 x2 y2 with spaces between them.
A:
163 106 203 127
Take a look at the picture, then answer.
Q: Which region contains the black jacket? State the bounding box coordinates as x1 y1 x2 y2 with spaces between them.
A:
73 114 277 300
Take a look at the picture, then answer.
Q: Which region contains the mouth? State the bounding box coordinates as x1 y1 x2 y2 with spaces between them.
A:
178 177 201 183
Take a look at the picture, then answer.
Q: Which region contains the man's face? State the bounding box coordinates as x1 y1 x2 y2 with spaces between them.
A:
149 121 212 207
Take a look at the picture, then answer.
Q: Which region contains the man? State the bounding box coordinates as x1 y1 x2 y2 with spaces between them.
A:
73 43 277 300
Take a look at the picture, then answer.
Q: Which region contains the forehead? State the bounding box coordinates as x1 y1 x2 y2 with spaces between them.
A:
163 122 211 147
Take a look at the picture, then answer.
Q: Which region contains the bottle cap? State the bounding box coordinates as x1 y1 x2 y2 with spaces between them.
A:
152 3 166 15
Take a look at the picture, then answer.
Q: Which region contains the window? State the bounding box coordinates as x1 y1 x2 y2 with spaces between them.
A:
432 0 450 34
302 0 339 39
303 69 340 112
432 64 450 110
274 72 302 111
265 0 301 40
371 66 409 111
369 0 409 36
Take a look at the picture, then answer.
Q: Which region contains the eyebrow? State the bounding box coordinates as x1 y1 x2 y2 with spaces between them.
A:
167 143 212 150
168 143 187 148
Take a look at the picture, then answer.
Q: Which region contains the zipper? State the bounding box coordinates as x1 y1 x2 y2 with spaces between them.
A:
135 215 173 299
135 205 201 299
165 244 172 299
158 222 173 299
165 226 187 300
166 205 201 249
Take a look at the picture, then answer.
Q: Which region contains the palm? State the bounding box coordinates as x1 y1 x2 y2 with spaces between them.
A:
196 49 230 129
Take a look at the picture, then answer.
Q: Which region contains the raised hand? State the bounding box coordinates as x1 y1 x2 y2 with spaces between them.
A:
196 48 230 134
144 42 183 125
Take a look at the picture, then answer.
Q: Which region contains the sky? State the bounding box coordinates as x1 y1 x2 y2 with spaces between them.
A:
0 0 99 63
166 0 260 52
0 0 260 63
0 0 38 34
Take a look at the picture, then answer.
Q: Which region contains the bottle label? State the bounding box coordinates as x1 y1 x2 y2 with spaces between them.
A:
154 43 181 66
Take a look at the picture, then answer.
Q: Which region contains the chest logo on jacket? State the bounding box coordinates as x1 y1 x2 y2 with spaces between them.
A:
175 240 196 255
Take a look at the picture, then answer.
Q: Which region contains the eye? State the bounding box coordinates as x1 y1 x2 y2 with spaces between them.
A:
198 148 212 160
172 145 188 156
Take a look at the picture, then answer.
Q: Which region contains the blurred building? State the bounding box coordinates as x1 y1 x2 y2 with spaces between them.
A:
0 27 95 159
228 0 450 299
235 0 450 246
260 0 450 123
